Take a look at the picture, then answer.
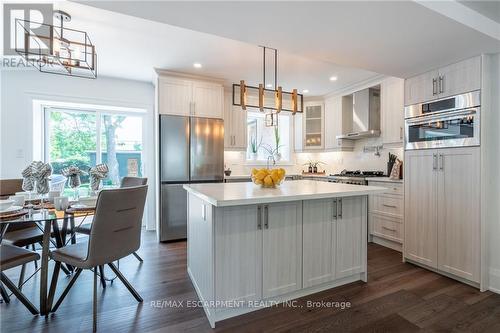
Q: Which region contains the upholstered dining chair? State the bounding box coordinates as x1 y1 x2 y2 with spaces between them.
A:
48 185 148 331
0 244 40 314
1 179 45 289
74 176 148 263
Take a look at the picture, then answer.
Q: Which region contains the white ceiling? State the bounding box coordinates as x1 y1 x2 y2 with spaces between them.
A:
459 1 500 23
52 2 378 96
79 0 500 80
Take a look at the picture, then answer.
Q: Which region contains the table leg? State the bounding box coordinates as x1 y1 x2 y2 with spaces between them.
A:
40 220 51 316
70 216 76 244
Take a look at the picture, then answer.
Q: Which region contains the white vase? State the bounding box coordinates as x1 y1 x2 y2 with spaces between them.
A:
251 152 258 160
274 152 282 162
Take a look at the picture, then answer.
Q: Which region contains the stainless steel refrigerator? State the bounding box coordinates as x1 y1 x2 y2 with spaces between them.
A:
159 115 224 241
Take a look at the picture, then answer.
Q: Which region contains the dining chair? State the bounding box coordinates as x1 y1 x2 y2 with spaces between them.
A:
1 179 45 289
48 185 148 331
0 244 40 314
74 176 148 263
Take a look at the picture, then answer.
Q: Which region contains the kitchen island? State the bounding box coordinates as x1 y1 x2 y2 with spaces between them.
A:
183 180 386 328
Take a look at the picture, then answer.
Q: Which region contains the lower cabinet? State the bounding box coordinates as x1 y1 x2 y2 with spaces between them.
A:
302 196 366 287
404 147 480 283
263 202 303 298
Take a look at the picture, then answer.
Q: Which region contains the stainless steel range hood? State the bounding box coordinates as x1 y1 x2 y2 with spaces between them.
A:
336 87 380 140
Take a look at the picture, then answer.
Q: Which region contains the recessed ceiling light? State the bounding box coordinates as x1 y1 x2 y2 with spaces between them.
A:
302 89 309 93
266 83 273 88
193 63 202 68
329 76 338 81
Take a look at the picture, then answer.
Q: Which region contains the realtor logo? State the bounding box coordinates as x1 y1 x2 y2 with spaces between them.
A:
3 3 53 56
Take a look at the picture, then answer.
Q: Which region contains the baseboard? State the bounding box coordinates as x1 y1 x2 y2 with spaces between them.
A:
371 235 402 252
488 268 500 294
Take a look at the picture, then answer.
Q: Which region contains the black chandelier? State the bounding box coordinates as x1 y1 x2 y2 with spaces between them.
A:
233 46 302 126
15 10 97 79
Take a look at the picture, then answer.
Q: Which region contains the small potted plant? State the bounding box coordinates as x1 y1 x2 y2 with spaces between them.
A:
250 136 262 160
274 127 282 162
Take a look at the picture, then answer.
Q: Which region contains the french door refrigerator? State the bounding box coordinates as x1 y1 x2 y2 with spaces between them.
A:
160 115 224 241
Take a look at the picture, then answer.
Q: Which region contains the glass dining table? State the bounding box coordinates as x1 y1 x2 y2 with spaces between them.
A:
0 207 95 315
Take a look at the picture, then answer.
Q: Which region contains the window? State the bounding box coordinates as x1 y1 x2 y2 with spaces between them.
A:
44 107 143 196
246 111 291 163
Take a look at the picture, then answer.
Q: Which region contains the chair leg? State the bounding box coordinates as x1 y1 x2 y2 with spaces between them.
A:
31 244 38 270
107 262 143 302
0 272 39 315
93 267 97 333
98 266 106 288
51 268 82 313
47 262 61 311
132 252 143 262
0 282 10 303
18 264 26 291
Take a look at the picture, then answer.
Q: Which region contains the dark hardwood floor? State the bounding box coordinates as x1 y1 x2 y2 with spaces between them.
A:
1 231 498 332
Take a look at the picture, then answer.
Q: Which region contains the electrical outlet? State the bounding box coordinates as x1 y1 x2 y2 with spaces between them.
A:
15 149 24 158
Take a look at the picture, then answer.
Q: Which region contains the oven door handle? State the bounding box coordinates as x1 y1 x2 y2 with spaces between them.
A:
406 109 477 126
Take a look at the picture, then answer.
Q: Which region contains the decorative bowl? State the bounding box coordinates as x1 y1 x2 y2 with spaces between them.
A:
0 199 14 211
251 168 286 188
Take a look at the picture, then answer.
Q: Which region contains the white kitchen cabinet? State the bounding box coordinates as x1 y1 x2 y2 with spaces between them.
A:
303 102 324 150
157 75 223 119
404 147 480 283
404 70 437 106
381 77 405 145
302 199 336 288
324 96 354 151
215 205 262 304
404 149 438 268
262 201 302 298
158 76 193 116
404 56 481 106
335 197 366 279
223 92 247 150
437 147 480 282
192 81 224 118
438 56 481 99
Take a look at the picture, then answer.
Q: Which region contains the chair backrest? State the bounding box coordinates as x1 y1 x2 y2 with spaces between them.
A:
120 177 147 188
85 185 148 266
0 179 22 198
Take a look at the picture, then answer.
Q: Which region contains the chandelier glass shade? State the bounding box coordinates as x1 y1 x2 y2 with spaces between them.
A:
14 11 97 79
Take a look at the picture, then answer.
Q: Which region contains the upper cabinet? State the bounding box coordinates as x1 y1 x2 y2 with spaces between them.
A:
223 92 247 151
324 96 354 151
303 102 324 150
404 56 481 106
381 77 405 146
158 75 224 119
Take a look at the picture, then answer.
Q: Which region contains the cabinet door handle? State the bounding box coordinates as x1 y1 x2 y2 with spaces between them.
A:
382 226 397 232
257 206 262 229
432 78 437 95
337 199 342 219
400 127 403 140
433 153 437 171
439 154 444 171
332 199 337 220
439 76 444 94
264 205 269 229
382 204 397 208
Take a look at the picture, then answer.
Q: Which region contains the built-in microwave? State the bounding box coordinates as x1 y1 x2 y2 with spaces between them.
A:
404 91 480 150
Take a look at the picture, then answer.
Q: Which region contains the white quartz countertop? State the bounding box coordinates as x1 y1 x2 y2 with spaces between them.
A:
184 180 387 207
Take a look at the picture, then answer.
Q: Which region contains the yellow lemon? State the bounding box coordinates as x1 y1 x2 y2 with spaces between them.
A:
255 170 267 181
263 175 274 187
251 168 258 175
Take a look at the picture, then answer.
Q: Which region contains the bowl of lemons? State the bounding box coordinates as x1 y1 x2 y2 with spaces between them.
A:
251 168 286 188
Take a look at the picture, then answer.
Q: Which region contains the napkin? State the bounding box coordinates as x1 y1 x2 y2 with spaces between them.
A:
62 166 87 189
89 164 109 191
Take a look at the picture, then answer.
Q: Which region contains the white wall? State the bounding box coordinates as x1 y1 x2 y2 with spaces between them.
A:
0 68 156 230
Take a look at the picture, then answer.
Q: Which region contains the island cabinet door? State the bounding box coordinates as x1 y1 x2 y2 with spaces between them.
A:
215 205 262 305
302 199 336 288
335 197 367 279
262 201 303 298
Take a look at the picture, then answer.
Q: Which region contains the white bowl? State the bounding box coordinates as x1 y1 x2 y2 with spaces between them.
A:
0 199 14 211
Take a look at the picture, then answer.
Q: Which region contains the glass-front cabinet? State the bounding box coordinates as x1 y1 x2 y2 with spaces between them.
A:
303 102 324 149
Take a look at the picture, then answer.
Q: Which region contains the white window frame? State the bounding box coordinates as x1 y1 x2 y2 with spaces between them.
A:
41 103 146 174
245 110 294 166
